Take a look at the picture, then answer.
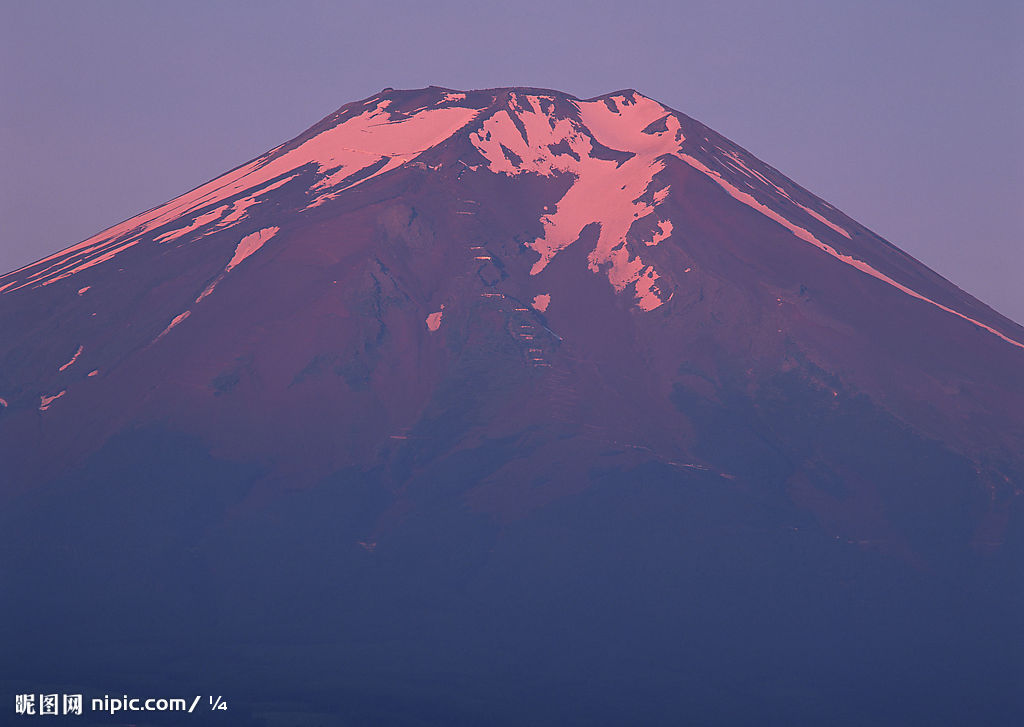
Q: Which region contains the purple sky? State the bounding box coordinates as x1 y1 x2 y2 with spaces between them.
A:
3 1 1021 322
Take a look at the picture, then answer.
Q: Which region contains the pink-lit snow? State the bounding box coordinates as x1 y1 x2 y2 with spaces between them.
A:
155 310 192 342
39 390 66 411
58 345 83 372
0 100 479 293
153 205 229 244
677 152 1024 349
648 220 673 246
226 227 280 272
471 93 679 311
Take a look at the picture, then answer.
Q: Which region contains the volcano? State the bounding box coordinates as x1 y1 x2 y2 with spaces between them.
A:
1 86 1022 725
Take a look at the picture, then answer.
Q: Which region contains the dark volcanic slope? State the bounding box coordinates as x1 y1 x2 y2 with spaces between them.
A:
1 87 1022 726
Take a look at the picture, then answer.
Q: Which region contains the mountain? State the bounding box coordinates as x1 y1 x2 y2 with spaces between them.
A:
1 86 1021 726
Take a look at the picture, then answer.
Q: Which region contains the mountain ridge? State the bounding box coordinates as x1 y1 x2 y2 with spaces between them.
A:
3 86 1020 344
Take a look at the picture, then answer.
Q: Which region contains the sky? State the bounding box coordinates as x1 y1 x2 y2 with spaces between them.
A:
2 0 1021 322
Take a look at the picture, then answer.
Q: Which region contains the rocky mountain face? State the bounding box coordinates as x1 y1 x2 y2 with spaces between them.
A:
2 86 1021 725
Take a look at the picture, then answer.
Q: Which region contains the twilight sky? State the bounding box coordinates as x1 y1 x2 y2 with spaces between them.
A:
2 0 1021 322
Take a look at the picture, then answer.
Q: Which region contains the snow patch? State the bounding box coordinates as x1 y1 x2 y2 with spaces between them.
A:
87 369 99 377
647 219 673 246
678 152 825 246
195 280 219 304
1 102 477 292
39 390 66 411
634 266 664 311
190 227 281 306
532 293 551 312
156 310 192 341
426 308 444 331
470 93 680 310
679 152 1024 349
226 227 279 272
216 174 298 228
31 238 140 289
797 202 852 239
718 149 852 239
153 205 229 243
302 105 481 207
58 345 83 372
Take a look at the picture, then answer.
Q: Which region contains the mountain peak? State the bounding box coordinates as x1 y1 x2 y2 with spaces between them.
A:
6 84 1019 352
